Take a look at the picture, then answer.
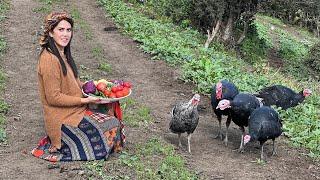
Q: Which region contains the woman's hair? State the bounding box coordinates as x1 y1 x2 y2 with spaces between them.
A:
39 12 78 78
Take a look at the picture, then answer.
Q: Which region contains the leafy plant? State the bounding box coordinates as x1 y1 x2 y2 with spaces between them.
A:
240 29 268 64
98 62 111 72
278 32 309 61
0 100 9 114
304 42 320 74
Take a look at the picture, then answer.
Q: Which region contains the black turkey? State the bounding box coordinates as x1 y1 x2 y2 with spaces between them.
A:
217 93 262 152
255 85 312 110
169 94 200 153
244 106 282 160
211 80 239 145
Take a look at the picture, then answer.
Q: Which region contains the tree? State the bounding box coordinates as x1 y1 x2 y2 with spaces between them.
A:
191 0 261 48
260 0 320 37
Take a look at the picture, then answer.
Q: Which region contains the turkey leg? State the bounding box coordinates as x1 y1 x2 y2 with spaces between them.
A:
272 139 277 156
224 116 231 146
238 126 245 153
260 143 265 160
187 133 192 153
178 133 182 148
214 115 223 140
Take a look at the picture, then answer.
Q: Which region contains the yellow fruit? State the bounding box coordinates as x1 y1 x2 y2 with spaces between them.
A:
97 79 108 84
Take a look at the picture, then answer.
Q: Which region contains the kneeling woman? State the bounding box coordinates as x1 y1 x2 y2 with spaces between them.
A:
32 12 125 162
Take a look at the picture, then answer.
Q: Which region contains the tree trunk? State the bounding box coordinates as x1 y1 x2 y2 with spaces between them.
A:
222 13 234 42
204 20 221 48
316 17 320 38
236 22 249 45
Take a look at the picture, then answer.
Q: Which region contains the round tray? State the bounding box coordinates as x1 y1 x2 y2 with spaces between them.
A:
82 89 132 103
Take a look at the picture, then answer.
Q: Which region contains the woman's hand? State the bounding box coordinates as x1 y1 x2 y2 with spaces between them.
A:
81 96 101 104
81 96 111 104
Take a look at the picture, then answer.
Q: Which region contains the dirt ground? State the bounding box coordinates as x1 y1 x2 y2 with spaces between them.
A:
0 0 320 179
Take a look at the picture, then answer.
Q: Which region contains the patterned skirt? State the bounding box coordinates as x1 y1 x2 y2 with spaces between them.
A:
32 108 125 162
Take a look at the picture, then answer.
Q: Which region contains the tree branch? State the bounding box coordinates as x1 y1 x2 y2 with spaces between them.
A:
204 20 221 48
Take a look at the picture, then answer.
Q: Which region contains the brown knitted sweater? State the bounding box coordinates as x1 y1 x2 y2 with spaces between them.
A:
37 49 86 149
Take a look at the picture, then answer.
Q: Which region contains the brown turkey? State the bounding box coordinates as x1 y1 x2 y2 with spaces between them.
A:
255 85 312 110
169 94 200 153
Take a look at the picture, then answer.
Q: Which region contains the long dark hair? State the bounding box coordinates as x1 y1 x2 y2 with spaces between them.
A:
40 16 78 78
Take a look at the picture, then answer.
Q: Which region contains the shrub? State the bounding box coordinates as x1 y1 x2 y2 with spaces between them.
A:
305 42 320 73
240 24 269 64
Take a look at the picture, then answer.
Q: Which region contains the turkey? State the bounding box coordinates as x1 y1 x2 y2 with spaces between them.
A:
255 85 312 110
169 94 200 153
244 106 282 161
211 80 239 146
217 93 262 152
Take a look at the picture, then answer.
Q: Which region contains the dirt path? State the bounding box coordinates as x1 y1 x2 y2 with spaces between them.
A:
0 0 70 179
1 1 319 179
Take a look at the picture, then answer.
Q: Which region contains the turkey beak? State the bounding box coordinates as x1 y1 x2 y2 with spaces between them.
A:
216 104 224 110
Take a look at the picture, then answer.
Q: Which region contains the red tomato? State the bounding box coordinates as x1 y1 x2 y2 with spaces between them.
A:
96 82 107 91
116 86 124 92
111 86 118 93
109 93 117 98
122 87 130 96
103 89 111 97
123 82 132 88
116 91 124 98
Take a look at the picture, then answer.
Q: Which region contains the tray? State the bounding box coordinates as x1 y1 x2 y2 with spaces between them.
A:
82 89 132 103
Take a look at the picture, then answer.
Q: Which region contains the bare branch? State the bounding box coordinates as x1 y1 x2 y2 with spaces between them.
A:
204 20 221 48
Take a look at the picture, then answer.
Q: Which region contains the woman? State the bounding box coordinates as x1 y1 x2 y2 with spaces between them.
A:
32 12 125 162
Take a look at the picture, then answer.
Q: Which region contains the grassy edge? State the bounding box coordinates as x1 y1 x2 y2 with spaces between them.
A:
0 0 10 143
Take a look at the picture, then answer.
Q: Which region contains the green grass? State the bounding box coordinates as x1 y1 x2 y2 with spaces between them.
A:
121 98 154 127
98 0 320 158
85 96 197 179
92 46 112 73
0 36 6 54
0 114 6 143
0 0 9 143
85 137 198 179
71 8 113 74
34 0 64 13
254 14 319 81
32 6 50 13
0 1 9 21
71 8 93 40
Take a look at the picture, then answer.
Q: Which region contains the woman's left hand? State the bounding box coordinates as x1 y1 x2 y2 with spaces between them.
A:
81 96 103 104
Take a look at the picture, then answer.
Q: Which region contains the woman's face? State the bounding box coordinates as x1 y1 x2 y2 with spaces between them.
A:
49 20 72 50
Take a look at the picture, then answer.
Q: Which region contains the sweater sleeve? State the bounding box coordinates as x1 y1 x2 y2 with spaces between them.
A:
39 53 82 107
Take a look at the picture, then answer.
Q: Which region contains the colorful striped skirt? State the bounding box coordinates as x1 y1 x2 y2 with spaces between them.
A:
32 108 125 162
